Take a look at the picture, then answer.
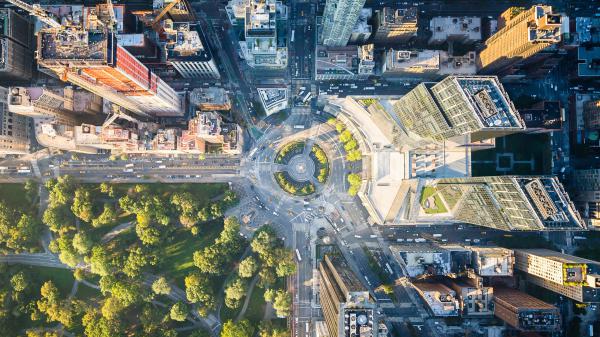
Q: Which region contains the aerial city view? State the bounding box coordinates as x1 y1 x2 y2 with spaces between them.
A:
0 0 599 336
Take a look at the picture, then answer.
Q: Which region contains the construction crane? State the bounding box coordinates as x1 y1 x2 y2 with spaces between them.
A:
151 0 181 31
102 106 140 129
5 0 61 29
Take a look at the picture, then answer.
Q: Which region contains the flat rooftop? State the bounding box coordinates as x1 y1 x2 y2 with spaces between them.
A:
453 77 522 128
385 50 440 72
39 29 109 61
471 247 513 276
383 7 417 24
166 23 212 61
515 177 585 229
578 47 600 77
327 255 366 293
316 46 359 77
429 16 481 42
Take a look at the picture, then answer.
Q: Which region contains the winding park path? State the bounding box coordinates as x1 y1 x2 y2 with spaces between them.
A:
235 274 259 322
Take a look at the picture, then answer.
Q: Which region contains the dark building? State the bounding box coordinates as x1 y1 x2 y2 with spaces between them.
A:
0 9 33 82
318 254 378 337
519 101 563 133
493 287 561 332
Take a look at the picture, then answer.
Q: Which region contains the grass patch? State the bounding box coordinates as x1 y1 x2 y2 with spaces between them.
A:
33 267 75 296
274 171 315 196
159 219 224 286
419 186 447 214
112 183 227 203
75 283 102 301
244 285 266 325
275 142 305 164
0 184 30 210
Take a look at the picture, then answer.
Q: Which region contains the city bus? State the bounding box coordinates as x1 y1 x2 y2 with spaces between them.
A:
295 249 302 262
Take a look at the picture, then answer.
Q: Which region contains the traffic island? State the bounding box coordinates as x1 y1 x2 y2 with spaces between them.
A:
274 171 316 196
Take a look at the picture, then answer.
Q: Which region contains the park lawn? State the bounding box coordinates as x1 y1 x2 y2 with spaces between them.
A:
420 187 447 214
159 219 224 286
111 183 227 203
0 183 32 211
244 285 266 325
33 266 75 296
75 283 102 301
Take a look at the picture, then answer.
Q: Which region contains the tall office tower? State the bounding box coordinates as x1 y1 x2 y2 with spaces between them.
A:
493 288 561 332
243 0 287 69
570 169 600 229
37 29 182 117
164 22 220 79
321 0 366 47
0 9 33 82
8 86 102 126
373 7 417 44
478 5 562 74
318 254 378 337
421 176 585 231
392 76 524 144
0 86 30 154
514 249 600 303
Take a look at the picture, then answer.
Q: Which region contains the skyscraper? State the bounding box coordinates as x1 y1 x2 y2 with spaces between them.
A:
0 86 30 154
373 7 417 44
392 76 524 144
37 29 182 117
514 249 600 303
242 0 287 69
493 287 561 332
321 0 366 47
0 9 33 83
570 168 600 229
478 5 562 74
318 254 378 337
416 176 585 231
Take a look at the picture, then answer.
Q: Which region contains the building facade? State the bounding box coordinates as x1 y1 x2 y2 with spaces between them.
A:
392 76 524 143
0 9 33 82
478 5 562 74
37 30 182 117
318 254 378 337
570 168 600 229
0 86 29 154
493 287 561 332
242 0 287 69
321 0 366 47
165 22 220 79
373 7 417 44
514 249 598 286
425 176 585 231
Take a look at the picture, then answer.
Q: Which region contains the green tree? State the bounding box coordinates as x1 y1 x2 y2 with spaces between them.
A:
221 320 252 337
24 179 37 202
82 310 123 337
273 290 291 317
151 276 171 295
89 246 113 276
92 203 117 228
47 175 74 207
4 213 41 252
344 139 357 151
335 122 345 133
193 245 226 275
275 249 296 277
101 296 123 320
43 205 75 234
71 187 94 222
346 149 362 162
170 302 188 322
72 231 93 255
224 277 246 309
197 207 210 222
136 223 161 246
99 182 115 198
264 289 276 302
238 256 258 278
184 272 216 313
10 271 28 292
123 246 154 278
223 190 238 204
210 202 223 218
258 268 276 288
339 130 353 143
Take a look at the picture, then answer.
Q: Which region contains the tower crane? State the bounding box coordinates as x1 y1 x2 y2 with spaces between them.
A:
5 0 61 29
151 0 181 32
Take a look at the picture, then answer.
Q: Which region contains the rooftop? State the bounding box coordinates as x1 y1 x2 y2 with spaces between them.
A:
316 46 359 77
353 8 372 34
470 247 514 276
519 101 562 129
578 47 600 77
390 244 452 278
451 76 522 128
576 17 600 44
326 255 366 293
246 0 276 36
165 22 212 61
385 49 440 72
190 87 231 110
515 177 585 229
39 29 110 62
413 282 459 316
382 7 417 25
429 16 481 42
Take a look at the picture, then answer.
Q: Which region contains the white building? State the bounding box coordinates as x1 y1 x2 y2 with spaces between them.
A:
429 17 481 45
164 22 220 79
